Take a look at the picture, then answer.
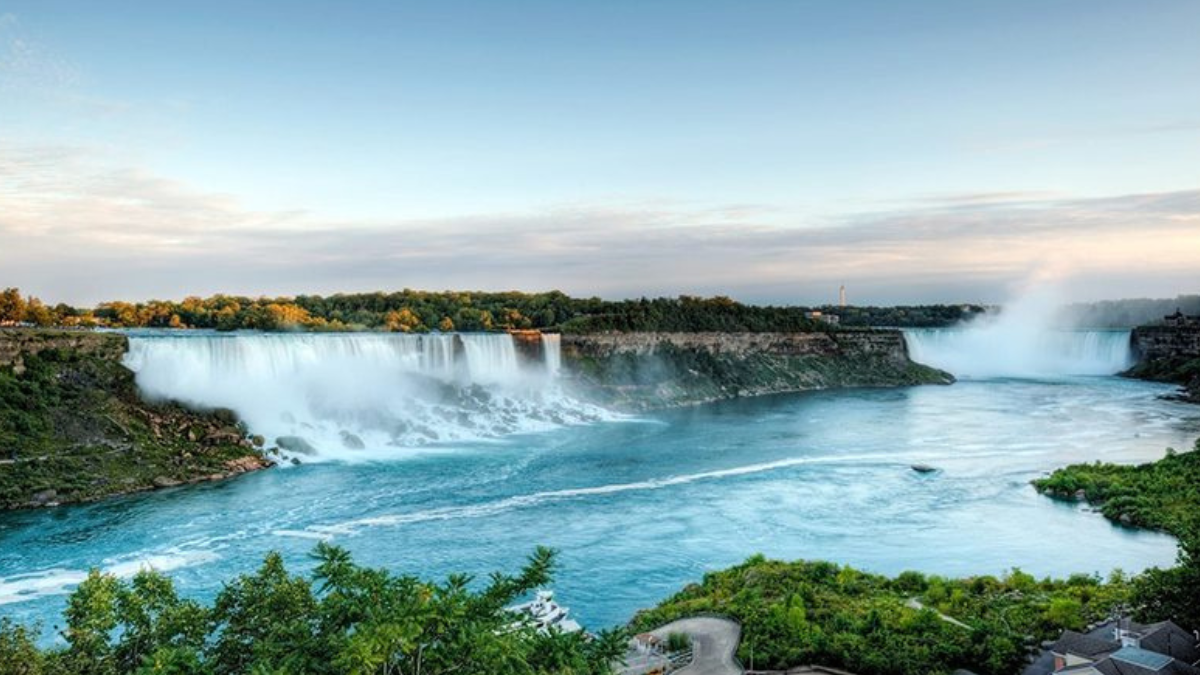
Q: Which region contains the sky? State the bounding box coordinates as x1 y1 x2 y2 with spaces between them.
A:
1 0 1198 306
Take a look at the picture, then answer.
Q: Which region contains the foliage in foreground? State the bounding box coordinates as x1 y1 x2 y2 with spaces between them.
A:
0 544 625 675
631 555 1136 675
631 443 1200 675
1033 441 1200 630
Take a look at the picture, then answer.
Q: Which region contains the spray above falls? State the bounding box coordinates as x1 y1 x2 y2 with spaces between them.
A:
902 293 1135 378
123 332 608 461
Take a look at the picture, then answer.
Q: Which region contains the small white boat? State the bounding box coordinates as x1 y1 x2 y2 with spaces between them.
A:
507 590 583 634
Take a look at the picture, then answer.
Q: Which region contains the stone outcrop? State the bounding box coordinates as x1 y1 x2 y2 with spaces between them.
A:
1128 324 1200 403
559 330 951 410
1131 324 1200 361
0 328 126 375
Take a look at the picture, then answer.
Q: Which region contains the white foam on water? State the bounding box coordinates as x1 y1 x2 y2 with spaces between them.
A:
123 332 615 461
282 452 899 539
0 549 220 606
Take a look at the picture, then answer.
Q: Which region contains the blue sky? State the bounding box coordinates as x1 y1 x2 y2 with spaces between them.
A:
1 1 1198 304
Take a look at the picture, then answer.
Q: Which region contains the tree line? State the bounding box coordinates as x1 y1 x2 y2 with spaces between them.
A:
2 288 980 333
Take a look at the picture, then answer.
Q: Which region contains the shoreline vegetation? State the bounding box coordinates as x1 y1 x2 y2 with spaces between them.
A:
1032 441 1200 536
0 330 271 511
1 287 983 333
627 446 1200 675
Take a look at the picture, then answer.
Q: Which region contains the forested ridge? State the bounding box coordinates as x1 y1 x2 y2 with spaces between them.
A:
0 287 983 333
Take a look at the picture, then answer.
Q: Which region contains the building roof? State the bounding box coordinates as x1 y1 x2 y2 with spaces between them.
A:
1090 652 1200 675
1138 621 1200 666
1053 630 1121 659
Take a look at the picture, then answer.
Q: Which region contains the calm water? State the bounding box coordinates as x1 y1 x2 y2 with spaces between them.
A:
1 372 1197 639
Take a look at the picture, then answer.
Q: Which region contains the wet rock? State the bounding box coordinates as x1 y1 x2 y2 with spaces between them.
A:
153 476 182 488
290 457 302 466
340 431 366 450
276 436 317 455
1119 513 1133 525
31 489 57 504
1074 489 1087 501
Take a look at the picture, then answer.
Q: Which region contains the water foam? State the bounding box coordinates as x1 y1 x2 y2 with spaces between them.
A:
123 332 609 461
0 550 219 606
273 452 897 540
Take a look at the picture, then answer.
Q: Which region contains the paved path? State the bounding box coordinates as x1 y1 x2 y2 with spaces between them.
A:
652 617 742 675
905 597 971 630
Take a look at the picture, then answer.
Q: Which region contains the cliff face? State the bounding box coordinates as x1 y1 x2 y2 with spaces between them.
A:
1128 324 1200 402
560 330 951 410
0 329 271 510
0 329 127 374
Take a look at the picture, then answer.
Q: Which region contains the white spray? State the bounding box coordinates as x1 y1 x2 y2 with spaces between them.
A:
903 290 1135 378
123 332 608 461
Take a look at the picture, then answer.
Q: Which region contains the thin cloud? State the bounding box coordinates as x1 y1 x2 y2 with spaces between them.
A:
0 142 1197 305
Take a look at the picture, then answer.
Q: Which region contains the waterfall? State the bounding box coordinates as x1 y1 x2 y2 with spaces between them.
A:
904 328 1134 378
541 333 562 376
124 332 607 461
459 334 520 384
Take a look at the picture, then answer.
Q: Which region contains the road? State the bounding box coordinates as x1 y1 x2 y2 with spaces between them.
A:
652 616 742 675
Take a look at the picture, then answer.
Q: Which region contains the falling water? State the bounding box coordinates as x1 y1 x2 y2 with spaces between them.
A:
541 333 562 376
904 328 1133 377
123 332 608 460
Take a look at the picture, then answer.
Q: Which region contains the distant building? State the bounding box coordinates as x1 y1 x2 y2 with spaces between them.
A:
805 310 841 326
1164 309 1200 327
1048 618 1200 674
839 285 847 308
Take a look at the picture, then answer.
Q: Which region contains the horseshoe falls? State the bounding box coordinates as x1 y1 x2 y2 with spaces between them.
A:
904 328 1134 378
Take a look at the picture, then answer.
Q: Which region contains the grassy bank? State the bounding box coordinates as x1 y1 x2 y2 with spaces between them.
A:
1 331 269 509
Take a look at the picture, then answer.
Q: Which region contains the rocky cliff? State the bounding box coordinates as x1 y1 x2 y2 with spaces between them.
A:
0 329 271 510
560 330 951 410
1128 324 1200 402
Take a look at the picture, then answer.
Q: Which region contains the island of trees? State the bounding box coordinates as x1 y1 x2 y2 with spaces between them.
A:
1 287 984 333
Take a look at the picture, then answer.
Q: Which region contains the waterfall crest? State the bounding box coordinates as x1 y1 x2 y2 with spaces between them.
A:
904 328 1133 378
124 332 606 461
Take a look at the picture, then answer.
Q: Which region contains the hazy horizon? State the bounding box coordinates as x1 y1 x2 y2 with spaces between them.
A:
2 1 1198 305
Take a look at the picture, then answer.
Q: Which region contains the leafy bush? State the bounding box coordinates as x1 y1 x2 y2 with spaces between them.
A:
0 545 626 675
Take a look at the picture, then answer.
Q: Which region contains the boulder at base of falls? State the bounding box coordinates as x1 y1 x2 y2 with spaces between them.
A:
339 431 366 450
276 436 318 456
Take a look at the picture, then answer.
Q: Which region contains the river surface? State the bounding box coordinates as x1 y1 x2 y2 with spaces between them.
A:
1 330 1198 639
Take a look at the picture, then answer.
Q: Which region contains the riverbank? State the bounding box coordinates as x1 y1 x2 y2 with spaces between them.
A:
0 329 272 510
